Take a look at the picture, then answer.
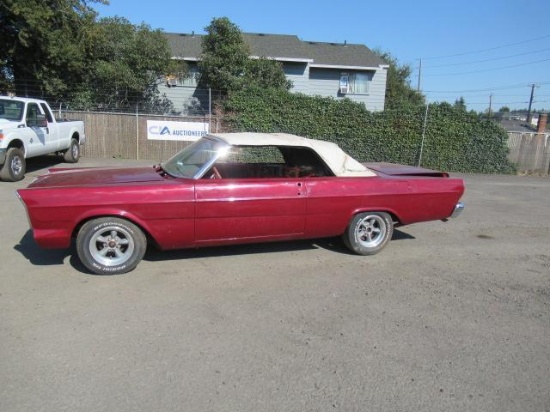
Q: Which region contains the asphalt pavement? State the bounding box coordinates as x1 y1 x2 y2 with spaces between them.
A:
1 155 549 412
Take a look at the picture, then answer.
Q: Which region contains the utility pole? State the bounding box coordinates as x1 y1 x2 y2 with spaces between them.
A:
526 83 536 123
417 58 422 92
488 94 493 119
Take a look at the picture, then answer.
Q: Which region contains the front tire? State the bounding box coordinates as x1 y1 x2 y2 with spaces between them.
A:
76 217 147 275
343 212 393 255
0 147 26 182
63 138 80 163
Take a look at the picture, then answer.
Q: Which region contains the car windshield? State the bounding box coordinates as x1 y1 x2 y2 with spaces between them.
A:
161 136 229 178
0 99 24 121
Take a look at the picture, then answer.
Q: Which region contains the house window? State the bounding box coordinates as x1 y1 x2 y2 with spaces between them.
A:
349 72 370 95
165 66 200 87
180 66 200 87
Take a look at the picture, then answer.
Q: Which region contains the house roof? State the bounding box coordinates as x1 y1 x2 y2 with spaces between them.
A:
498 118 537 133
164 32 387 69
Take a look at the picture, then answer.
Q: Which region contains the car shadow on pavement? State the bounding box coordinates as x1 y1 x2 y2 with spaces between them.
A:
144 239 323 262
24 155 67 174
144 229 415 262
15 231 92 273
14 230 72 266
14 229 415 274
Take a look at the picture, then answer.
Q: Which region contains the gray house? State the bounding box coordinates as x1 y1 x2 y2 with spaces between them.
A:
162 32 389 114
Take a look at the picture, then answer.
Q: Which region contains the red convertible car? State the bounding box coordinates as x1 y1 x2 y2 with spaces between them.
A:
17 132 464 275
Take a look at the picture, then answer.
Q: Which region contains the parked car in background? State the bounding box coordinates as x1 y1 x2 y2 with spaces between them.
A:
16 132 464 275
0 96 85 181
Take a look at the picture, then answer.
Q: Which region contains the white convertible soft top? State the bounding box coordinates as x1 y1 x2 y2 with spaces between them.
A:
208 132 376 177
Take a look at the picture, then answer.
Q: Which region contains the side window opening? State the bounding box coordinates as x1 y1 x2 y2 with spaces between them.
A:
211 146 286 178
280 147 334 177
26 103 39 125
206 146 334 179
39 103 54 123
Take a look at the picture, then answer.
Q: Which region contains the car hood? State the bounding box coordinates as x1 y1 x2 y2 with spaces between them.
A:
0 119 21 129
25 166 171 188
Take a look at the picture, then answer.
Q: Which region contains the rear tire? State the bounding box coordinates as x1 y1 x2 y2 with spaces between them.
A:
76 217 147 275
0 147 26 182
63 138 80 163
343 212 393 255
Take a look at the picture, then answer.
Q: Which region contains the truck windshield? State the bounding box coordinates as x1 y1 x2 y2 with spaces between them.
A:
161 137 228 179
0 99 24 121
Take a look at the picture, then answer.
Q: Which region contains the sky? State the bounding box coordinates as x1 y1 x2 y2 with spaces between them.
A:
94 0 550 112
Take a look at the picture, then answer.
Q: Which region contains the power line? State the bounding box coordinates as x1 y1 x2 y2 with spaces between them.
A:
423 57 550 77
446 100 528 106
424 48 550 69
424 81 550 94
421 34 550 60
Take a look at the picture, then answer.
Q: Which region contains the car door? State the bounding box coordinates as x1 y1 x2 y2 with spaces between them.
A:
24 102 50 157
39 102 61 151
194 177 306 245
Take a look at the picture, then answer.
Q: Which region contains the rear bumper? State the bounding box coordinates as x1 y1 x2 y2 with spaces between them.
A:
450 202 464 218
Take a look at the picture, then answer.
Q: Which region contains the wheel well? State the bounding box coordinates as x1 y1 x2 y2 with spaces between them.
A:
353 210 402 227
71 132 79 142
386 211 401 226
7 139 24 151
71 215 155 246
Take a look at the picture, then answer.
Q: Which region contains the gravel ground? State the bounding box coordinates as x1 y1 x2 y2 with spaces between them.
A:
0 156 548 412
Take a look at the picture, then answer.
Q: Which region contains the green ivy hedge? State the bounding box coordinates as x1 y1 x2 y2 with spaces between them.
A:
223 87 516 174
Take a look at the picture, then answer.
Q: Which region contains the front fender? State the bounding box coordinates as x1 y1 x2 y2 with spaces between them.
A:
72 208 153 240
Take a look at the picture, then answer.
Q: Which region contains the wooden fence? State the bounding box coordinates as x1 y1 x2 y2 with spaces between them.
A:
64 111 225 161
507 132 550 175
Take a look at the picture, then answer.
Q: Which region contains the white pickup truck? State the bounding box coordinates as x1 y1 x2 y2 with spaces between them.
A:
0 96 86 181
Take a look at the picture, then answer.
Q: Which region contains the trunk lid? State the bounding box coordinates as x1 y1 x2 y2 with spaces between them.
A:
364 162 449 178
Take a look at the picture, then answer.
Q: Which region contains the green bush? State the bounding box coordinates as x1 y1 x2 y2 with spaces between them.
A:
223 87 515 174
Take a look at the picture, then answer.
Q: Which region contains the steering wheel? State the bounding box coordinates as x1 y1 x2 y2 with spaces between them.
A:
210 166 222 179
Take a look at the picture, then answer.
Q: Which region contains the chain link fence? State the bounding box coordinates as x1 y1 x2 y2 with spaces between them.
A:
65 108 549 174
3 83 548 173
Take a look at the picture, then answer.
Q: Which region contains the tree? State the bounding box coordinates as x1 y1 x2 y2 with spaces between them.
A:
80 16 179 111
244 58 292 91
0 1 177 112
0 0 105 97
454 97 467 110
373 49 425 110
198 17 250 93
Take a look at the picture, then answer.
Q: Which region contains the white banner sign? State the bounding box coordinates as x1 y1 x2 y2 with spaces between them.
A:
147 120 209 141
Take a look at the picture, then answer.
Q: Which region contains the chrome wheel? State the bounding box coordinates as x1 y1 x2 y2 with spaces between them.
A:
76 218 147 275
0 147 26 181
71 142 79 159
343 212 393 256
354 214 387 248
10 154 23 176
89 225 135 267
64 138 80 163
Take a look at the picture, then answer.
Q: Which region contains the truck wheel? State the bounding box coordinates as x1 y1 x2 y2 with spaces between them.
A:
76 217 147 275
343 212 393 255
0 148 26 182
63 138 80 163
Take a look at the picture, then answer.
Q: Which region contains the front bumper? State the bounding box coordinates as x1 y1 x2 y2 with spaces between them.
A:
0 148 6 165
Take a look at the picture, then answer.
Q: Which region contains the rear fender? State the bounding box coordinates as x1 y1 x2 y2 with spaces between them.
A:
349 207 402 226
